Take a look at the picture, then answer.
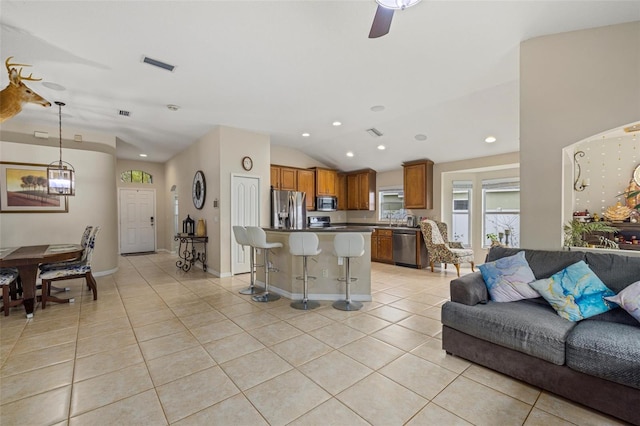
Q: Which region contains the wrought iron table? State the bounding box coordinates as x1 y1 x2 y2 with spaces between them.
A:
174 234 208 272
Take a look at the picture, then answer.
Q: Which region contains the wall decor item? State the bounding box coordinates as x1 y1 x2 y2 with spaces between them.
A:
0 57 51 123
0 161 68 213
573 150 589 192
192 170 206 209
242 156 253 171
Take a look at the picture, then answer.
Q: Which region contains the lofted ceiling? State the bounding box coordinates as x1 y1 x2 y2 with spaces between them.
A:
1 1 639 172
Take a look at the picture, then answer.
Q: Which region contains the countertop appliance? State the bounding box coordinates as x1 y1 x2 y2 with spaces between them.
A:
316 196 337 212
308 216 331 228
406 215 417 228
392 229 428 268
271 189 307 229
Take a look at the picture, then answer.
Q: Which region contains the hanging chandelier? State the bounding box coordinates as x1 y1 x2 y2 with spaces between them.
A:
47 101 75 196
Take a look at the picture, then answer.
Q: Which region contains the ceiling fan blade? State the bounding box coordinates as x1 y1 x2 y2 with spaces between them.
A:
368 5 394 38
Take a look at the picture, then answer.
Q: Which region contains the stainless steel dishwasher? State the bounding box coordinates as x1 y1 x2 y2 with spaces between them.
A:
393 229 422 268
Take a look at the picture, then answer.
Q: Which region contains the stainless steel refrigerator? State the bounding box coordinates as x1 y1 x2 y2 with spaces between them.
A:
271 189 306 229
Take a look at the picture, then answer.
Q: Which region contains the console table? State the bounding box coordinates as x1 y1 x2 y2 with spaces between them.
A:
174 234 208 272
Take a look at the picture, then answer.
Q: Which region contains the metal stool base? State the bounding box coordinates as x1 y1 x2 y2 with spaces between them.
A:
332 300 363 311
239 286 263 295
252 292 281 302
290 300 320 310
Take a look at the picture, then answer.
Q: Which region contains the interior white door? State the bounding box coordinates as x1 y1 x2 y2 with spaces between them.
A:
119 189 156 254
231 175 260 274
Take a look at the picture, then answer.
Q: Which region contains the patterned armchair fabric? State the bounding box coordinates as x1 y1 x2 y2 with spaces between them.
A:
420 219 475 277
1 267 23 316
40 227 101 308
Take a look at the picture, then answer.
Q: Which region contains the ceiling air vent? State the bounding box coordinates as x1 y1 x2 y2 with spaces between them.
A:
142 56 176 72
366 127 383 137
119 110 131 117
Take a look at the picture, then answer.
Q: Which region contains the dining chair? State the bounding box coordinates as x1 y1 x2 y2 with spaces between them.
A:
420 219 475 277
39 225 93 274
1 268 23 316
39 226 101 308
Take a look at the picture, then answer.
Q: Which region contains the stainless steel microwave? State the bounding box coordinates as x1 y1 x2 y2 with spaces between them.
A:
316 196 337 211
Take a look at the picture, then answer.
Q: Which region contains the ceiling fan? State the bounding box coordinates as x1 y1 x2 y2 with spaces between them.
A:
369 0 422 38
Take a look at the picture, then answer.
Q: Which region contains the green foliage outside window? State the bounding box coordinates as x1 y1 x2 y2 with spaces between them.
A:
120 170 153 184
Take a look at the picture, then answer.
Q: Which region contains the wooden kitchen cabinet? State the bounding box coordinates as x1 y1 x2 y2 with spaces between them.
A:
336 173 347 210
297 169 315 211
271 165 297 191
346 169 376 210
314 168 337 196
371 228 393 263
403 159 434 209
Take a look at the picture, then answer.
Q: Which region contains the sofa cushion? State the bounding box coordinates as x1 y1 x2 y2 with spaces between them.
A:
486 247 586 280
605 281 640 324
529 261 616 322
566 321 640 389
478 251 539 302
441 300 576 365
585 252 640 293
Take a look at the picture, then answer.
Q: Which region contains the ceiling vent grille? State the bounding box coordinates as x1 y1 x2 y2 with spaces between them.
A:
366 128 383 137
119 110 131 117
142 56 176 72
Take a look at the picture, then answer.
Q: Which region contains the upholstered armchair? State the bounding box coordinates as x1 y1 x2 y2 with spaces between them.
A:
420 219 475 277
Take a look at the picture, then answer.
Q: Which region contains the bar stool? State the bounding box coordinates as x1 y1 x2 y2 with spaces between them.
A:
289 232 321 310
333 233 365 311
232 226 262 295
246 226 282 302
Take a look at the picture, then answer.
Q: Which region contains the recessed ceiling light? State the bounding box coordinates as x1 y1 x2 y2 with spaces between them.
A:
302 132 310 137
139 154 148 157
42 82 66 91
346 151 354 157
377 145 386 150
485 136 497 143
167 104 180 111
415 134 427 141
332 121 342 127
370 105 385 112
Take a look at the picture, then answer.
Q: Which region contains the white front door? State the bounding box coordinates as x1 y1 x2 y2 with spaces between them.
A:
231 175 260 274
119 189 156 254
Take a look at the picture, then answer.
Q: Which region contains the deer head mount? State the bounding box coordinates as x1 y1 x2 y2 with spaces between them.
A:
0 56 51 123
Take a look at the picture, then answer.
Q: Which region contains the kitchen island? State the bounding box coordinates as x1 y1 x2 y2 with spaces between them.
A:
256 227 373 302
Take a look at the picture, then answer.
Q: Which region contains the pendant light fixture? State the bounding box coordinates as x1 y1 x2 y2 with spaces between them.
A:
47 101 75 196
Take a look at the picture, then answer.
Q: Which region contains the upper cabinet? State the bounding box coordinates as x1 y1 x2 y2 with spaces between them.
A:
336 173 347 210
346 169 376 211
271 165 297 191
314 168 337 196
403 159 433 209
297 169 315 211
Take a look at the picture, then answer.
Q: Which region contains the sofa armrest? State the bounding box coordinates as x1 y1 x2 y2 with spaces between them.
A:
449 271 488 305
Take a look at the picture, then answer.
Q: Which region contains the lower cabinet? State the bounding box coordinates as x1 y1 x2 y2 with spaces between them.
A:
371 228 393 263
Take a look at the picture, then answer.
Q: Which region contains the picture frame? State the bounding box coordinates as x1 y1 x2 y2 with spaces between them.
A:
0 161 68 213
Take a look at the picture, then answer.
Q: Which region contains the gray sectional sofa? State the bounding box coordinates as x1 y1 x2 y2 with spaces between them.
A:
441 247 640 425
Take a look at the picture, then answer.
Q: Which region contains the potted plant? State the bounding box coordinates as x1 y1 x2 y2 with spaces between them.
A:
563 220 618 248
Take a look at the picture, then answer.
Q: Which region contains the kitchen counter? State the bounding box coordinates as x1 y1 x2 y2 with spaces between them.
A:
257 229 372 302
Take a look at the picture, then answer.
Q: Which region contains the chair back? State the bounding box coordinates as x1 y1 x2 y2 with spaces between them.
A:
289 232 321 256
233 226 250 247
245 226 267 248
421 219 446 248
334 233 365 258
85 226 101 267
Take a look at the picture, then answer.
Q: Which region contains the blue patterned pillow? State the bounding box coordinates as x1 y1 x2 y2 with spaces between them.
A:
529 261 616 321
478 251 539 302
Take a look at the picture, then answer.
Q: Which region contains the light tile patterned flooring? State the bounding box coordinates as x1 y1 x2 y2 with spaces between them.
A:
0 253 625 425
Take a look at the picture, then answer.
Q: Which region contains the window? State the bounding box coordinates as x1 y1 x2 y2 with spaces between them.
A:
483 178 520 248
452 180 472 247
120 170 153 184
378 189 404 221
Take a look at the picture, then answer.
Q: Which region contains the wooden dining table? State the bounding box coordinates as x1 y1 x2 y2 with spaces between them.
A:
0 244 83 318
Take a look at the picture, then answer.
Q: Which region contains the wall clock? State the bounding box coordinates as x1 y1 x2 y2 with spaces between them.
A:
192 170 206 209
242 156 253 171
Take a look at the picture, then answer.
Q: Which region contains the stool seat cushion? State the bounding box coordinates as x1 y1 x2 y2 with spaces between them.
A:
246 227 283 250
334 233 365 258
289 233 322 256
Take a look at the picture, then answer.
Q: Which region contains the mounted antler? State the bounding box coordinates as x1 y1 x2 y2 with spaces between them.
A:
0 56 51 123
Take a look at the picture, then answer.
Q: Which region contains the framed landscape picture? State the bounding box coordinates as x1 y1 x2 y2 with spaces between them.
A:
0 161 68 213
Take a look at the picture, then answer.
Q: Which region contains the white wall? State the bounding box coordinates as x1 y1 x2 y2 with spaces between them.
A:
520 21 640 249
0 141 118 274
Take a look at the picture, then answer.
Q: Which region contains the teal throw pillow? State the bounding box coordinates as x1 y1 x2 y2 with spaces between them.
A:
528 260 615 322
478 251 539 302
